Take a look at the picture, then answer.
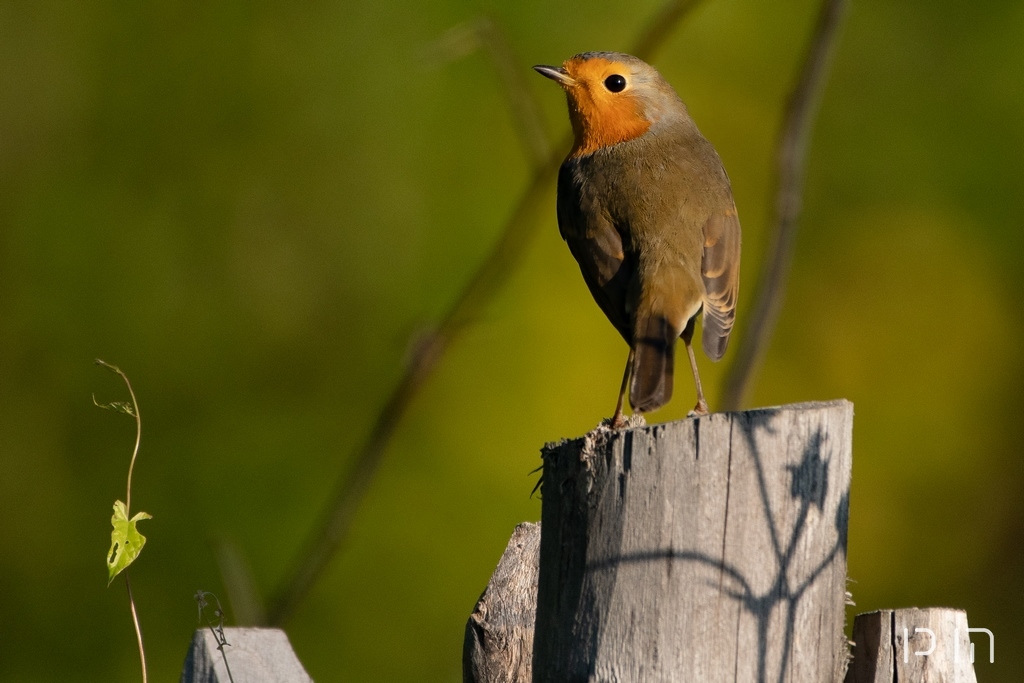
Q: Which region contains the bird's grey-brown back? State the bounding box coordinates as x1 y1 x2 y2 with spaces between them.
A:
611 88 740 363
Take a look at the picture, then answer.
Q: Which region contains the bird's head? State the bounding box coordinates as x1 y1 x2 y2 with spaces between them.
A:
534 52 686 157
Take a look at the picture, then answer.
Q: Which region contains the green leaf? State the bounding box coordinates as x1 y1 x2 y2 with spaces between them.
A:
106 500 152 585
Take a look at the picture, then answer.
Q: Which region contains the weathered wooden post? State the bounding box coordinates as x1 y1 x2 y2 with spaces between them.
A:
845 608 983 683
464 522 542 683
532 400 853 682
180 627 313 683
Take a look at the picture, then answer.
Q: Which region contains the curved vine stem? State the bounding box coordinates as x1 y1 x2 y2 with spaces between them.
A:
94 358 147 683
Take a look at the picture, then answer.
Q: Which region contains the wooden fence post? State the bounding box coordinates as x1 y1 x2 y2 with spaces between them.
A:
180 627 313 683
463 522 542 683
532 400 854 682
845 608 981 683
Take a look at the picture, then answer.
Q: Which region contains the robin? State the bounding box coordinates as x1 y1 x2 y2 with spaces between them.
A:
535 52 741 424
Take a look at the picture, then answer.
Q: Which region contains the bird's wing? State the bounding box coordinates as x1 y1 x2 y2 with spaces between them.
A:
556 163 633 340
700 207 741 360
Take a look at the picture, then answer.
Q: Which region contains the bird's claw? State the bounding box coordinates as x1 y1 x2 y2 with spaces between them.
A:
687 401 709 418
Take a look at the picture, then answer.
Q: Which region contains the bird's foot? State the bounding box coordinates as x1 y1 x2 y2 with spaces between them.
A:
602 412 646 430
687 400 709 418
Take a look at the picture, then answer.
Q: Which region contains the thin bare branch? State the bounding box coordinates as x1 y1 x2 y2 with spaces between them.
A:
477 17 553 167
424 16 552 168
630 0 705 61
215 537 267 626
266 165 557 625
720 0 848 410
265 0 708 626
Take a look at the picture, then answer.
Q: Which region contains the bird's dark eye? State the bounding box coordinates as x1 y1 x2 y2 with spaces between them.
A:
604 74 627 93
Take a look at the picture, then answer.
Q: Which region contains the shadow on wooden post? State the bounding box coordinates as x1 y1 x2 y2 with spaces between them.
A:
465 401 991 682
532 400 853 682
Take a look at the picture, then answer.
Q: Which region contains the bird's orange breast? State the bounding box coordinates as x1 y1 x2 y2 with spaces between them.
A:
563 57 651 157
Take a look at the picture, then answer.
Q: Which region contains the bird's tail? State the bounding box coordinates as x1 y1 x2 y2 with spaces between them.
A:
629 314 680 413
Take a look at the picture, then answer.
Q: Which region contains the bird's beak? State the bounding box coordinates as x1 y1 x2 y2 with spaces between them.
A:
533 64 576 87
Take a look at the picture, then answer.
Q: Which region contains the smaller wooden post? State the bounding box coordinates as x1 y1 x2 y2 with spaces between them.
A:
846 608 981 683
463 522 541 683
180 627 313 683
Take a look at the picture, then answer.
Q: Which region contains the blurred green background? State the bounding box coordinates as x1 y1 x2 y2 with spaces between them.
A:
2 0 1022 680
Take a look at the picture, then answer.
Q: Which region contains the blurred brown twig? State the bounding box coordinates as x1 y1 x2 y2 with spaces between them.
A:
265 0 709 626
720 0 848 410
424 16 553 167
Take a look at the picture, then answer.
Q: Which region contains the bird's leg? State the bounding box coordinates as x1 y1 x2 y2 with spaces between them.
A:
611 347 635 428
682 318 709 417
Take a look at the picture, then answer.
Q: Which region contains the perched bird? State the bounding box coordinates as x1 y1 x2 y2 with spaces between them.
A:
535 52 741 424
